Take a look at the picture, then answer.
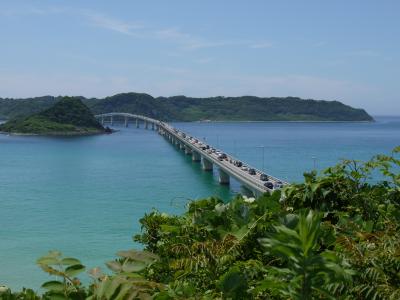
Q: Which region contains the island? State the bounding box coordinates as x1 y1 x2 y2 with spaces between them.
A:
0 93 373 122
0 97 111 135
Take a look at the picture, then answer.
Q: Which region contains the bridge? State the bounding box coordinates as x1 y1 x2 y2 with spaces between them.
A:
96 113 288 196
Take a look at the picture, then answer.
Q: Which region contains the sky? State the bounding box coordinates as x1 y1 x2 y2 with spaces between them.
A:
0 1 399 115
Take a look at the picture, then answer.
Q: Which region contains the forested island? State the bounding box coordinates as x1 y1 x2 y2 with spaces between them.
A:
0 97 110 135
0 149 399 299
0 93 373 122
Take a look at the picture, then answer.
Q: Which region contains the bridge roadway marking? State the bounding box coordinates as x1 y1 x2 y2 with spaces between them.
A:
96 113 288 195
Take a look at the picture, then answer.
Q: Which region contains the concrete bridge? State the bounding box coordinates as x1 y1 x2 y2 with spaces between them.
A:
96 112 288 196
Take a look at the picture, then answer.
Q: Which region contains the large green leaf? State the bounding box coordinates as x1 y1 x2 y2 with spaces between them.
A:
106 261 123 272
65 264 85 277
60 257 81 266
41 280 64 292
121 260 148 273
36 256 59 266
116 250 158 264
45 292 69 300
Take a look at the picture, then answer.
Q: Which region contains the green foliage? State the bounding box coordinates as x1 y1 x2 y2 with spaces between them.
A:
258 210 354 299
283 148 400 225
0 287 40 300
36 251 87 300
89 250 163 300
0 97 105 135
0 93 373 122
217 266 248 299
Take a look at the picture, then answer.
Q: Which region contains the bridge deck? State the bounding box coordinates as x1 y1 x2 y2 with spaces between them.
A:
96 113 288 195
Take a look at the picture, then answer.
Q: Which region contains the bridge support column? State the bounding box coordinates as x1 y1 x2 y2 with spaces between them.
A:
184 145 192 155
136 119 139 128
124 116 128 127
219 168 230 185
145 121 149 129
101 116 104 125
241 186 256 198
110 116 114 126
151 123 155 130
192 151 201 162
202 157 213 171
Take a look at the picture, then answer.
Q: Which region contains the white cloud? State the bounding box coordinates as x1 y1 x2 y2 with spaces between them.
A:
84 12 143 36
347 49 381 57
81 11 273 51
194 57 214 64
313 41 327 47
0 6 65 17
250 42 273 49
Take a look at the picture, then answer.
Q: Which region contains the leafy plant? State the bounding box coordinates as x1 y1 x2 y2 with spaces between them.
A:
36 251 86 299
89 250 164 300
258 210 354 299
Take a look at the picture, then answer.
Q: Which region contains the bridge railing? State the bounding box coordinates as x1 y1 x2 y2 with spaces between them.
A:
95 113 289 188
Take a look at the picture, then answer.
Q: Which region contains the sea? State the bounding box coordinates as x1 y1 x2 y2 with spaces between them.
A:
0 116 399 290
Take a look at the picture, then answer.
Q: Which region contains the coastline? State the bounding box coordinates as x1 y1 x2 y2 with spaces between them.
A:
0 129 115 137
193 120 375 123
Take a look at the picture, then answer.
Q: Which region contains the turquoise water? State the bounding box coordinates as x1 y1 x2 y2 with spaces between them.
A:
0 117 399 289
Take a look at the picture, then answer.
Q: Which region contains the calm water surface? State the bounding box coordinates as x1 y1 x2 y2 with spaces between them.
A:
0 116 399 289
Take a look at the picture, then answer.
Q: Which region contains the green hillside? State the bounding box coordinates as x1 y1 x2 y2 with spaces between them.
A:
0 97 107 135
0 93 374 122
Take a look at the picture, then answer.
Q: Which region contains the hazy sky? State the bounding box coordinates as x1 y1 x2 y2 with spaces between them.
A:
0 1 399 115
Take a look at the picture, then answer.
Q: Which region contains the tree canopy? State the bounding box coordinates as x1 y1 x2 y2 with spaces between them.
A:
0 93 373 122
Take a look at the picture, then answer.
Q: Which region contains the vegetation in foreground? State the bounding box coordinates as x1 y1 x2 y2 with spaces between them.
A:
0 93 373 122
0 97 110 135
1 148 399 299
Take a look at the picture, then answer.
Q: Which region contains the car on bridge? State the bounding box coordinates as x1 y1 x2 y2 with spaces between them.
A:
248 168 256 175
217 153 227 160
234 161 243 167
260 174 269 181
264 181 274 189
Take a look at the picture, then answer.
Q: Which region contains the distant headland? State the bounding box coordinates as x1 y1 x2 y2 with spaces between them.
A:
0 97 111 135
0 93 373 122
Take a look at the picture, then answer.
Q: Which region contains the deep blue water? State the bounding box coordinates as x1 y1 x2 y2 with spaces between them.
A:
0 116 399 289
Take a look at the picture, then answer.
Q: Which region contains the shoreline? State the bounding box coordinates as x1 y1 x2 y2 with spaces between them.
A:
0 129 116 137
192 120 375 123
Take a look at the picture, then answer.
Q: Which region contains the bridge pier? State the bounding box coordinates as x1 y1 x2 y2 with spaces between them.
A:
202 157 213 171
110 116 114 126
145 121 149 129
136 119 139 128
184 145 192 155
151 123 155 130
124 116 128 127
192 151 201 162
101 116 104 125
219 168 230 185
241 186 256 198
